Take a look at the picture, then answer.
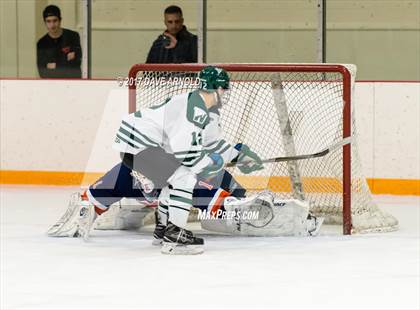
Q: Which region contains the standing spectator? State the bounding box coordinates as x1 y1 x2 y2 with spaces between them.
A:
146 5 197 63
37 5 82 78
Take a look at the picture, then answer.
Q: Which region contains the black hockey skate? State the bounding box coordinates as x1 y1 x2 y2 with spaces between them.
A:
152 223 166 246
161 222 204 255
152 209 166 246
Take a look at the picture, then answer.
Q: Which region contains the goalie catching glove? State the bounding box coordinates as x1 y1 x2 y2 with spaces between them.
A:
233 143 264 174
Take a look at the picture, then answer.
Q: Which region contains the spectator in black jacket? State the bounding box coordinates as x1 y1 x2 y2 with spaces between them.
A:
37 5 82 78
146 5 197 64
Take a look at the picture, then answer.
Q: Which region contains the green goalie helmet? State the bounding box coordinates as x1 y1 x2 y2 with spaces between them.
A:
199 66 230 91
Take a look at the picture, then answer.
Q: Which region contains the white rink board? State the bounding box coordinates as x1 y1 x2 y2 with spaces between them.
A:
0 79 419 179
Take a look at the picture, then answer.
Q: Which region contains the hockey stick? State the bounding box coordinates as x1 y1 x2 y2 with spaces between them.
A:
226 137 352 167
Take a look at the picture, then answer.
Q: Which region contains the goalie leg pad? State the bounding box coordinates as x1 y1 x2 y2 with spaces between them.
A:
216 192 314 237
47 193 97 240
94 201 153 230
47 193 81 237
269 198 310 237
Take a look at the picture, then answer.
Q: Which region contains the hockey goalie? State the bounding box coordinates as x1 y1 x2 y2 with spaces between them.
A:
47 66 323 255
90 168 322 240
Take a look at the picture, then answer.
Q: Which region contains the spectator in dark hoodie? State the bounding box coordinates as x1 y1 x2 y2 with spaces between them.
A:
37 5 82 78
146 5 197 64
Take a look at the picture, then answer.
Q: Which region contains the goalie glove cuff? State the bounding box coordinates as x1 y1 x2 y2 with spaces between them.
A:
233 143 244 152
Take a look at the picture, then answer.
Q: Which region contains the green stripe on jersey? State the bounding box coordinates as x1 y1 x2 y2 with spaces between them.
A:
116 133 139 149
173 148 202 155
121 120 159 147
182 153 205 167
205 140 219 147
118 127 155 148
178 156 202 166
174 152 201 159
205 140 226 153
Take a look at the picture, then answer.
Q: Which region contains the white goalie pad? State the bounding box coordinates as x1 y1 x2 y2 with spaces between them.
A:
47 193 97 240
94 199 154 230
200 192 318 237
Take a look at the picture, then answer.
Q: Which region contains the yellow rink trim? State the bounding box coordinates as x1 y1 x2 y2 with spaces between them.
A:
0 170 419 196
366 178 420 196
0 170 104 187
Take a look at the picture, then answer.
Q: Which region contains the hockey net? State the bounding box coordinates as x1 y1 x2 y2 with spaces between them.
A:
128 63 398 234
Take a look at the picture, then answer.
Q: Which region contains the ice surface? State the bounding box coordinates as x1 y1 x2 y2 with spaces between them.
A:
1 186 419 310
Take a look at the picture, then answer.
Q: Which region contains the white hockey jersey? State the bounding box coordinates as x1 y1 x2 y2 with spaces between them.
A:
113 90 239 169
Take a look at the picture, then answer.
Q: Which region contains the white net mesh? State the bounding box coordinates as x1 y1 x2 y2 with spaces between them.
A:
130 64 398 234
